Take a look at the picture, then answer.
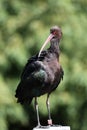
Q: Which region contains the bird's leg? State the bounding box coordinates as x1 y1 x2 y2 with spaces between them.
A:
35 97 41 127
46 94 52 125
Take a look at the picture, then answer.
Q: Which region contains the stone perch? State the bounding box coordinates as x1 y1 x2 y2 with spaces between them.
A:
33 125 70 130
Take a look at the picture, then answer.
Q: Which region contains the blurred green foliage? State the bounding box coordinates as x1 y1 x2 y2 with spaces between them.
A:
0 0 87 130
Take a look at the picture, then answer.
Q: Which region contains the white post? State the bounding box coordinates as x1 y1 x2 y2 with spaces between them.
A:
33 125 70 130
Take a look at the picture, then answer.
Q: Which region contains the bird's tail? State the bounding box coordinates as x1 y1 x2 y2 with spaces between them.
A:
16 96 33 105
15 81 33 105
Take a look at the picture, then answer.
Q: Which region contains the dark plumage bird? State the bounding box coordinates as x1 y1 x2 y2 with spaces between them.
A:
15 26 64 127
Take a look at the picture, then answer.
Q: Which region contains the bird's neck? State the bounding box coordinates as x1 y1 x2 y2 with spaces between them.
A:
48 38 60 58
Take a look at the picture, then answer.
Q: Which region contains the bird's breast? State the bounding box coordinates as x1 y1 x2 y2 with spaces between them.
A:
43 59 60 83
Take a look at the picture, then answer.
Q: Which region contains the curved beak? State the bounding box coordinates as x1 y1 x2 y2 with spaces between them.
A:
38 34 54 57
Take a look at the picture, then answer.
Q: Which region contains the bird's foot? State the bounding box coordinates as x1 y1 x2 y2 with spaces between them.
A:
36 125 50 129
36 123 42 128
47 119 53 126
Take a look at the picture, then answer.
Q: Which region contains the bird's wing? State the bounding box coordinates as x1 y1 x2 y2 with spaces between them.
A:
15 51 49 104
21 54 38 80
21 51 48 80
15 63 47 104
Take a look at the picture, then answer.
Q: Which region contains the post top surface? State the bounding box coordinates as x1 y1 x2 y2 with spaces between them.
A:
33 125 70 130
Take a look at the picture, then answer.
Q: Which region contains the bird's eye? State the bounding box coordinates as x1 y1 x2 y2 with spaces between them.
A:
53 31 56 35
53 30 58 35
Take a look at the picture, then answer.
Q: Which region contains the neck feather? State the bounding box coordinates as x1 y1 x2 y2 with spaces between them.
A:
48 38 60 57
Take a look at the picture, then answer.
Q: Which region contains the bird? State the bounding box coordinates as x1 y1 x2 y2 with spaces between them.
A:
15 26 64 127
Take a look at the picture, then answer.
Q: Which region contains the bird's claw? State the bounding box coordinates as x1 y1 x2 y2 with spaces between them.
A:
36 124 42 128
36 125 50 129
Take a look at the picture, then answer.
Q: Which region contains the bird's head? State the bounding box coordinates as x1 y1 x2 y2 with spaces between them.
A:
50 26 62 40
38 26 62 57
